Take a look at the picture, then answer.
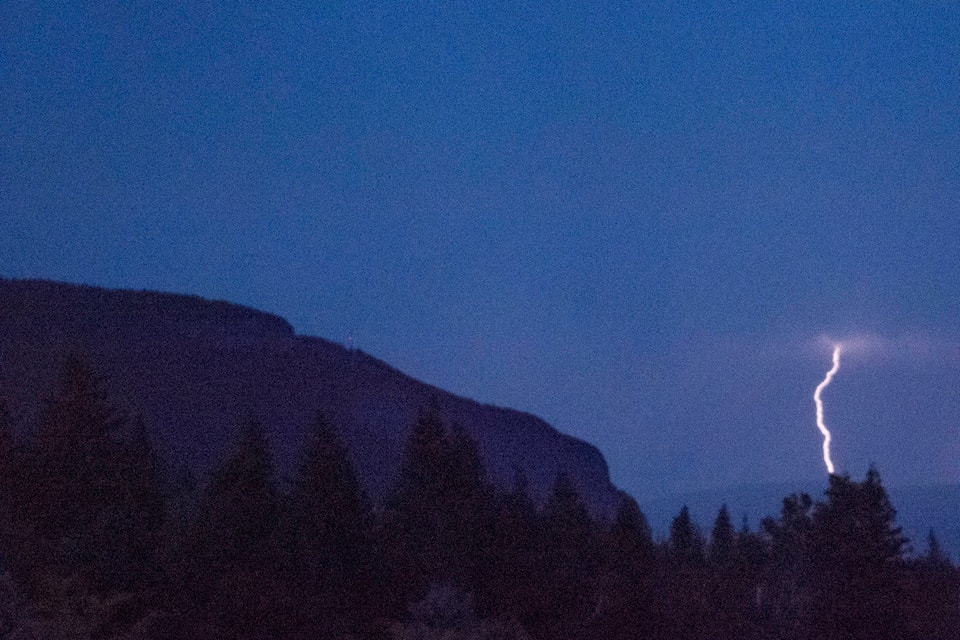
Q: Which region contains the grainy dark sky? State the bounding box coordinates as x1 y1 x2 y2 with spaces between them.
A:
2 1 958 499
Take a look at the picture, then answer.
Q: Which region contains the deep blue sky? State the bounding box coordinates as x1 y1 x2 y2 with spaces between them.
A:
2 1 958 500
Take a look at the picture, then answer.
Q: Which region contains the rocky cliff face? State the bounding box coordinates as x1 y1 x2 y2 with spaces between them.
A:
0 279 623 517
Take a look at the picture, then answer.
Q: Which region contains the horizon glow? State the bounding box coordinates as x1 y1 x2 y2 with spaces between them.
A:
814 344 842 475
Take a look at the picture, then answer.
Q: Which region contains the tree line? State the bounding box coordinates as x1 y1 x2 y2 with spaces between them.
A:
0 356 956 639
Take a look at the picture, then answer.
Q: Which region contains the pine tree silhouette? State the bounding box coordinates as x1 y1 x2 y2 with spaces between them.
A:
177 419 289 639
287 413 375 638
9 356 167 634
383 405 494 612
809 469 908 640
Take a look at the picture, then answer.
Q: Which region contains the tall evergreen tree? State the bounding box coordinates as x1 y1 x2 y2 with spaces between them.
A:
668 505 704 566
815 468 906 564
292 413 370 552
27 358 165 583
609 495 654 561
287 413 375 638
530 473 599 640
443 423 495 589
708 504 735 568
808 469 908 640
103 417 166 586
26 355 123 561
762 493 814 562
705 505 757 639
594 495 660 640
758 493 815 639
480 471 539 628
9 356 167 634
661 505 709 640
174 419 288 639
542 474 593 552
383 406 494 611
202 420 278 556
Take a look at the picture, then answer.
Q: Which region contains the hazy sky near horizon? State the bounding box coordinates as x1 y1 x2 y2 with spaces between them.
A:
3 1 959 498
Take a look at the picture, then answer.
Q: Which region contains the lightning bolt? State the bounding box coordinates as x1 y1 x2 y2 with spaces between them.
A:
814 343 841 475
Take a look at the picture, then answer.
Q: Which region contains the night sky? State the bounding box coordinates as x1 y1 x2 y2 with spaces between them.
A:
2 2 959 501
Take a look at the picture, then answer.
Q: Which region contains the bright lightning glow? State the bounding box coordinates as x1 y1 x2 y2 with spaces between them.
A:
813 344 842 475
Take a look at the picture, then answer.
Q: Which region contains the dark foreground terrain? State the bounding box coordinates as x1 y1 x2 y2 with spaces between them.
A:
0 280 957 638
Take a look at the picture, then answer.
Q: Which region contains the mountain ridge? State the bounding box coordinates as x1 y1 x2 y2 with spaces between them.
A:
0 278 622 516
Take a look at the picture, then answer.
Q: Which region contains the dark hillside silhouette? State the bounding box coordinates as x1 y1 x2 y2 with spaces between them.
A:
0 278 623 517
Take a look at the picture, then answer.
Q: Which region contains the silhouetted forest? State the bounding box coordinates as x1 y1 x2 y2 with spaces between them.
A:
0 357 956 639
